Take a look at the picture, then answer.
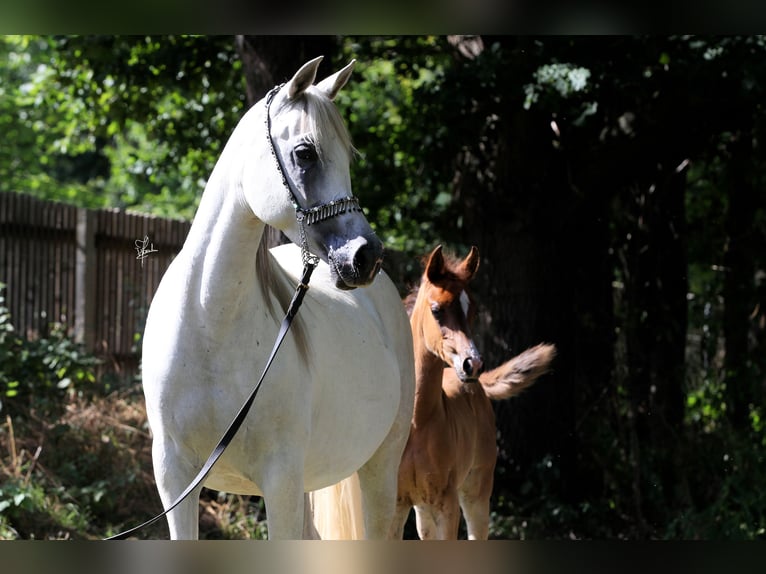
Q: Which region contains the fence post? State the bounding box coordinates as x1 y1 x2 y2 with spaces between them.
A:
74 207 96 349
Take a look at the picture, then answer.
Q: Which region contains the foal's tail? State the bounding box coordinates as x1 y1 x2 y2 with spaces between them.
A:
308 473 365 540
477 343 556 400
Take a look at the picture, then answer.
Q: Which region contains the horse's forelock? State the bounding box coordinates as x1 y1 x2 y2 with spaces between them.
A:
294 89 355 161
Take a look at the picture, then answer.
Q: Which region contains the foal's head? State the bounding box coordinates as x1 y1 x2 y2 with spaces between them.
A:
412 245 483 382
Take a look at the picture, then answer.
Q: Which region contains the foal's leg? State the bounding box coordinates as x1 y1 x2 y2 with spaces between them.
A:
458 466 494 540
414 494 461 540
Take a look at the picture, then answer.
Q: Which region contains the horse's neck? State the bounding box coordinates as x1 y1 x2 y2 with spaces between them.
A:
183 174 267 326
410 306 448 426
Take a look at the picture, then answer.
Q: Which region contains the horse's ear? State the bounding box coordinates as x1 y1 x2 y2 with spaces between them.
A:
287 56 324 99
316 59 356 101
425 245 446 284
457 246 480 281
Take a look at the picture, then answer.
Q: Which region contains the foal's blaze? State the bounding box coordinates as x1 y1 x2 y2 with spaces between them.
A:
420 245 483 382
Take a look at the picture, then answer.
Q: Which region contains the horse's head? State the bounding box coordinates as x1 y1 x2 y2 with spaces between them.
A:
253 56 383 290
416 245 483 382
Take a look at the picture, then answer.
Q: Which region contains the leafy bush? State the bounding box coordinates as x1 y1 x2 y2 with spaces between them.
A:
0 283 101 416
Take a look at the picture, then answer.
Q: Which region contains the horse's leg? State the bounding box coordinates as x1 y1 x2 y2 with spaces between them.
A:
152 439 202 539
164 490 203 540
302 493 321 539
355 434 411 539
390 501 411 540
458 466 494 540
260 456 306 539
414 495 461 540
413 505 437 539
355 462 398 538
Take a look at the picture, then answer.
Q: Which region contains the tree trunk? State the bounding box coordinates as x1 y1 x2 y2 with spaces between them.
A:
723 130 758 430
454 70 578 504
619 159 688 533
234 36 339 106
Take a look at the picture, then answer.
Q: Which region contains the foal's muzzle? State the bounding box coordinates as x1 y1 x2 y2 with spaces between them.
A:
456 352 484 383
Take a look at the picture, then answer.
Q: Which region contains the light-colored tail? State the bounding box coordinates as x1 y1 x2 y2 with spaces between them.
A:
476 343 556 400
308 473 364 539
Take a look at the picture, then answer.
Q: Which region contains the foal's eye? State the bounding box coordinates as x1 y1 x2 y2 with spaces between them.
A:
294 144 318 163
430 303 443 320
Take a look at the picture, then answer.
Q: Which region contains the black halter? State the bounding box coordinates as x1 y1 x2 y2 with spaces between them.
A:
263 83 362 268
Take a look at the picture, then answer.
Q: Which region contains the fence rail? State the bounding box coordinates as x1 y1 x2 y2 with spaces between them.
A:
0 192 191 378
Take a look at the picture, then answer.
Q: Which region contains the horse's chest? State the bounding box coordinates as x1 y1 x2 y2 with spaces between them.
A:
164 305 400 480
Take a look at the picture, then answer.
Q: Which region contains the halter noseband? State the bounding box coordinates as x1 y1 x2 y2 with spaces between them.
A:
264 83 363 268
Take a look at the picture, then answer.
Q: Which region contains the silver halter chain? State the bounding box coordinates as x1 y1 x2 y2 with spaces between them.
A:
264 84 363 268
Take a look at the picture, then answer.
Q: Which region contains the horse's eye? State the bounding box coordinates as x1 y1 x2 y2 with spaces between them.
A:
295 144 318 163
430 303 443 320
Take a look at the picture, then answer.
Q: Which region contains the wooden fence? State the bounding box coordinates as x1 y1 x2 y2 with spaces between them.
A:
0 192 191 379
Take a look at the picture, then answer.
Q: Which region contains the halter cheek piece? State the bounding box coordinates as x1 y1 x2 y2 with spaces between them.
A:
264 83 363 269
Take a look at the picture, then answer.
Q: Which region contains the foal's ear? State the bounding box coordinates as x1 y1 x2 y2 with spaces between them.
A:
316 60 356 101
287 56 324 99
457 246 480 281
425 244 446 284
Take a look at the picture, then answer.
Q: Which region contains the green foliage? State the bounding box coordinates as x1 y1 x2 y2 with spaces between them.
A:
668 421 766 539
0 390 160 539
0 284 100 415
199 493 269 539
524 62 592 109
488 392 766 540
0 477 90 540
337 36 455 255
0 35 245 219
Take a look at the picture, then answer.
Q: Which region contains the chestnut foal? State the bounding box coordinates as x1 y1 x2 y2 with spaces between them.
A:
308 245 555 539
392 245 554 539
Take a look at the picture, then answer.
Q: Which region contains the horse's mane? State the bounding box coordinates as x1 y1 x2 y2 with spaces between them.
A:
256 226 309 364
403 287 418 318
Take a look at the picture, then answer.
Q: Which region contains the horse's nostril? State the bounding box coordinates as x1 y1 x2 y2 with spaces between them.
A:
354 247 367 270
463 356 483 377
371 257 382 277
354 243 383 280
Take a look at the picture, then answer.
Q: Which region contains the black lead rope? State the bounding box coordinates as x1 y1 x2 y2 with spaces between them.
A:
105 262 316 540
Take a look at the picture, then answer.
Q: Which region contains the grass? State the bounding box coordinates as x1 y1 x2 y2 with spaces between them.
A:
0 384 269 540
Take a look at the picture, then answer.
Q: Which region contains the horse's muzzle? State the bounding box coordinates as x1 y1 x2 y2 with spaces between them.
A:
329 236 384 290
456 353 484 383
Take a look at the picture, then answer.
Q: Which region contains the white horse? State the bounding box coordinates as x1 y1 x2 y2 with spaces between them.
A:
141 56 415 539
